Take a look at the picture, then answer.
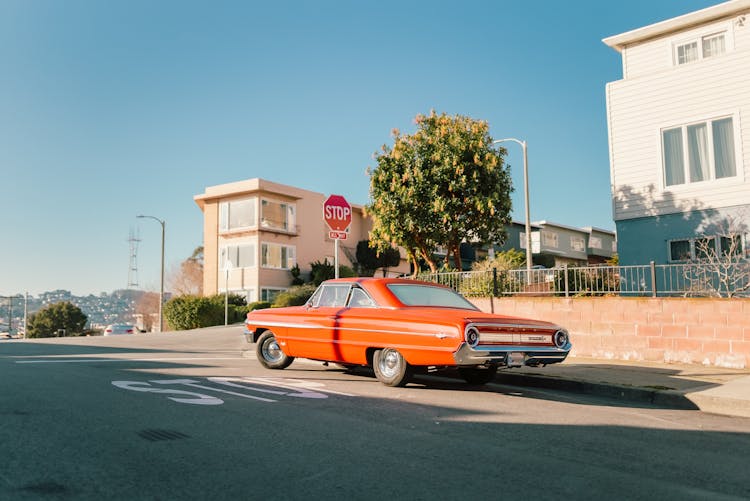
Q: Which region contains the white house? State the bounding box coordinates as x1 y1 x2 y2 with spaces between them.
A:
604 0 750 265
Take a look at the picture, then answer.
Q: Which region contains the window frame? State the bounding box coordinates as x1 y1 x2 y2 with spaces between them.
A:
219 242 257 270
260 242 296 270
570 235 586 252
219 197 258 233
660 114 739 189
260 288 286 303
673 29 728 66
260 198 296 233
667 233 749 263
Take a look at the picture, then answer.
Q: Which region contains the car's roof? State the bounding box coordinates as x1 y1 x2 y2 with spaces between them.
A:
320 277 461 308
323 277 447 288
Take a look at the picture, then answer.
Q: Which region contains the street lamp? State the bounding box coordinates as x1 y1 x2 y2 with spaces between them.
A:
493 138 532 281
137 215 165 332
223 261 234 326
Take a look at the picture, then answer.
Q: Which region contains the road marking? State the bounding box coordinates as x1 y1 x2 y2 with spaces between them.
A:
16 357 243 364
112 376 349 405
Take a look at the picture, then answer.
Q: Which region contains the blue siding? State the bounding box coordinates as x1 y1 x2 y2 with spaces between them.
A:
616 205 750 265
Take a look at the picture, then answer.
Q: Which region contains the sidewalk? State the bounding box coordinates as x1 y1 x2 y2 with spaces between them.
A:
495 357 750 419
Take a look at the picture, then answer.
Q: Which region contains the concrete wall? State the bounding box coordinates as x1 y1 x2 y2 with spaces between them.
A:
470 296 750 369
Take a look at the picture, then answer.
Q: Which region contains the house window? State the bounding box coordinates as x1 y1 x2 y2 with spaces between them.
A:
668 234 747 262
702 33 726 58
219 198 257 231
220 243 256 269
589 236 603 250
261 288 286 302
675 32 725 65
541 231 558 248
676 41 698 64
669 239 692 261
662 117 736 187
261 199 296 232
719 234 745 257
261 243 296 269
570 236 585 252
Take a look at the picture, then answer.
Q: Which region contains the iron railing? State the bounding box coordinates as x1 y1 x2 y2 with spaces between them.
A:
417 261 750 298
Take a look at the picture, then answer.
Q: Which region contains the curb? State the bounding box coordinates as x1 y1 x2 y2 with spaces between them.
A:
494 372 700 411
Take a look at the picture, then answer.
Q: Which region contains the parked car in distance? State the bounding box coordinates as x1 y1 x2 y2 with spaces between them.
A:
245 278 571 387
103 324 138 336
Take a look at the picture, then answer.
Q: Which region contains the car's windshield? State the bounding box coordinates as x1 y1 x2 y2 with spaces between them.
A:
387 284 478 310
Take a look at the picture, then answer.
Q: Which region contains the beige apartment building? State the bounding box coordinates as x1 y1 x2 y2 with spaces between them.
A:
194 178 410 302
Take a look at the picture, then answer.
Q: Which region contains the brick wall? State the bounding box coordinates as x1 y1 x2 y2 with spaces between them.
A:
469 297 750 369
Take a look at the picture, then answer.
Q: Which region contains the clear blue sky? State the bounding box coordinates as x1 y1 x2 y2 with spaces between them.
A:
0 0 721 296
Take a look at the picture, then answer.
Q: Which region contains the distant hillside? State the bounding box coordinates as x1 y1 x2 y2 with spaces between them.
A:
1 289 146 332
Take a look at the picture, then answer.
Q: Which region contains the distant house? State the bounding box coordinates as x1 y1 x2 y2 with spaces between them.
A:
194 178 410 302
482 221 616 267
604 0 750 266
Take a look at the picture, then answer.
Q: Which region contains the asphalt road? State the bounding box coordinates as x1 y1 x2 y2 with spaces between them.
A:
1 327 749 500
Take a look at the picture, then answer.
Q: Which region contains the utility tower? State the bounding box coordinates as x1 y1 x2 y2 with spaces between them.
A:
127 227 141 289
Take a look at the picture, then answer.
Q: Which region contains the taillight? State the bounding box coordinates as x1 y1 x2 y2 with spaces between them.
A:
554 330 569 348
465 326 480 347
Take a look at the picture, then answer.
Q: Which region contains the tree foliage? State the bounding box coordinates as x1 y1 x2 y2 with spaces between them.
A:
27 301 88 338
471 249 526 272
163 293 247 331
367 111 513 273
272 284 317 307
355 240 401 276
169 246 204 296
309 259 356 286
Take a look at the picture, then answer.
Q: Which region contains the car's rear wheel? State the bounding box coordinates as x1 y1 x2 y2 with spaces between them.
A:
373 348 412 387
458 365 498 385
256 330 294 369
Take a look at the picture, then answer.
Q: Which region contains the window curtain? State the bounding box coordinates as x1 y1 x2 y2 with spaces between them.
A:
713 118 736 178
663 128 685 186
678 42 698 64
702 35 725 58
687 123 709 182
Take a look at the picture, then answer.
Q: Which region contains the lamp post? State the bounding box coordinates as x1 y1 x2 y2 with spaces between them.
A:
137 215 165 332
223 261 234 326
493 138 532 281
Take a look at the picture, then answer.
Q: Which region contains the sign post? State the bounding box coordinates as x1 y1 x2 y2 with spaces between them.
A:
323 194 352 279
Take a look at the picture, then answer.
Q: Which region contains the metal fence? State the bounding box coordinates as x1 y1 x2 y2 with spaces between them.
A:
417 261 750 298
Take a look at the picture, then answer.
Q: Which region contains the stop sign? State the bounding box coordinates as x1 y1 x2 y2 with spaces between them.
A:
323 194 352 233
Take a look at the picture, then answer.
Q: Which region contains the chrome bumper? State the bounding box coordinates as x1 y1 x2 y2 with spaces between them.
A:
243 328 254 344
453 341 571 367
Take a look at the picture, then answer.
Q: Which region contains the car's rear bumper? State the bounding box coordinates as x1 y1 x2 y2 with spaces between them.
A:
453 342 571 367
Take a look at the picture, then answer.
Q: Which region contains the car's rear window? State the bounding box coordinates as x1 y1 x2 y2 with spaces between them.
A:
387 284 478 310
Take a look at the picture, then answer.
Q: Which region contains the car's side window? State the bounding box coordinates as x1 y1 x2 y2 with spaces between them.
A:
347 288 375 308
315 284 351 307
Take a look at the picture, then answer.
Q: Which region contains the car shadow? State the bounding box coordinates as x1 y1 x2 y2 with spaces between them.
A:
291 362 706 411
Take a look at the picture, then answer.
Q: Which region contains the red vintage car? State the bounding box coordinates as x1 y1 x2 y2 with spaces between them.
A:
244 277 571 386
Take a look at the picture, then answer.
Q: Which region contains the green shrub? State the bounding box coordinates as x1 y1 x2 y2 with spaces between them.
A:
272 284 317 307
26 301 88 338
248 301 272 311
164 294 248 330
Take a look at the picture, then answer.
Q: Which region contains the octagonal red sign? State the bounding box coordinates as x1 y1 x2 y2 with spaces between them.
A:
323 194 352 233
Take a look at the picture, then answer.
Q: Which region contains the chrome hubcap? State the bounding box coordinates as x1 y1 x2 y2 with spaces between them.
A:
379 349 400 378
263 338 283 362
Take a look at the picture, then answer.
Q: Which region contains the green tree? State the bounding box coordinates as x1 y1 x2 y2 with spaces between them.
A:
367 111 513 273
355 240 401 276
309 259 356 286
26 301 88 338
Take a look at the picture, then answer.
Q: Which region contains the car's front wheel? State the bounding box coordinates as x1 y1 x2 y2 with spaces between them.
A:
256 330 294 369
458 365 498 385
373 348 412 387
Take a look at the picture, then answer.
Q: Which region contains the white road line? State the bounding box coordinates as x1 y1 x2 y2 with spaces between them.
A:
15 357 245 364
